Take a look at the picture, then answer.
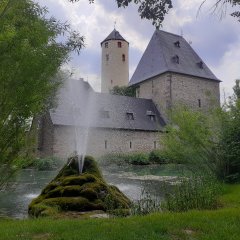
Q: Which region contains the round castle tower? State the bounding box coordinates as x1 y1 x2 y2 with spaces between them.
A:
101 29 129 93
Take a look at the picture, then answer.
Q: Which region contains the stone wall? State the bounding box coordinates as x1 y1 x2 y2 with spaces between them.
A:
136 72 220 119
51 126 162 158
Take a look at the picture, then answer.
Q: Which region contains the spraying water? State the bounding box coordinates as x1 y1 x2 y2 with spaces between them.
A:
56 78 97 174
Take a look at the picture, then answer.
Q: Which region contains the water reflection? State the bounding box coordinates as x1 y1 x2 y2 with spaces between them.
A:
0 164 182 219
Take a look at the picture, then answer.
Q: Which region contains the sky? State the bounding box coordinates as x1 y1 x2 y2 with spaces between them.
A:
36 0 240 99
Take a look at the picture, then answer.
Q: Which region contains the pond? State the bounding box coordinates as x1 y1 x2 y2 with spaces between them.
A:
0 164 183 219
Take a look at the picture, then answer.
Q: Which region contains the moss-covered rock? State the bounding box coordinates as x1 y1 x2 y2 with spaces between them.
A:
28 155 131 218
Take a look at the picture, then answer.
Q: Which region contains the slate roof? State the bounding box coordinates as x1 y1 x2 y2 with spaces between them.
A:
129 29 220 86
50 79 165 131
101 29 128 46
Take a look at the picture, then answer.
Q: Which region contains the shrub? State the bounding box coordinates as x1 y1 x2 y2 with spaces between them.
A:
131 189 161 215
99 152 149 166
149 150 169 164
162 173 222 212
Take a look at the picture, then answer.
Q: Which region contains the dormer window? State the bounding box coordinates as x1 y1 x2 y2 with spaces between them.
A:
174 41 180 48
197 61 204 69
146 110 156 121
100 110 110 119
118 42 122 48
172 55 179 64
126 112 134 120
105 42 108 48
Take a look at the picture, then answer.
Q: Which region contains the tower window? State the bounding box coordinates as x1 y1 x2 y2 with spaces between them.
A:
105 42 108 48
106 54 109 61
130 141 132 149
198 99 201 108
105 140 107 149
126 112 134 120
111 79 113 84
118 42 122 48
154 141 157 149
122 54 125 62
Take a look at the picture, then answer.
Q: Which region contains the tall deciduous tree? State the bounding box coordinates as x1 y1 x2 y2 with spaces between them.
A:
0 0 84 186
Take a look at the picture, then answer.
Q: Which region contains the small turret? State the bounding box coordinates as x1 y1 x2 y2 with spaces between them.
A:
101 29 129 93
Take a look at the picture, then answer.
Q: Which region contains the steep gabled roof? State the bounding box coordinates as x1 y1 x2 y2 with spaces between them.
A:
129 29 220 86
50 79 165 131
101 29 128 46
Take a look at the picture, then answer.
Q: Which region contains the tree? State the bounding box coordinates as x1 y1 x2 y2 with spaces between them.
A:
67 1 240 26
69 0 173 26
0 0 84 187
110 85 136 97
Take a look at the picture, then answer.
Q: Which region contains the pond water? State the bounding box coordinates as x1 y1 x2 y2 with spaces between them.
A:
0 164 183 219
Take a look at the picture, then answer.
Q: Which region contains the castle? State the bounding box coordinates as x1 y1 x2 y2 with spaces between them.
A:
37 29 220 158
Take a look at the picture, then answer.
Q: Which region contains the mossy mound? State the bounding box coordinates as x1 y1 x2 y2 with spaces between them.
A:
28 155 131 217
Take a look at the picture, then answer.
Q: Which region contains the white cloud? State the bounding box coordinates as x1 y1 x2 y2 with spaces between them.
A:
212 36 240 98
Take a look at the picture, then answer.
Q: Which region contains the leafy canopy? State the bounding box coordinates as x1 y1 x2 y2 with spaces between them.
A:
0 0 84 186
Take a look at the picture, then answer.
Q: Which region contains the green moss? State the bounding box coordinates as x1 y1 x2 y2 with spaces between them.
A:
29 155 131 218
62 174 97 186
80 188 98 200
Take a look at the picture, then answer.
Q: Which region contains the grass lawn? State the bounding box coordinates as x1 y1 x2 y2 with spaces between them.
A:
0 184 240 240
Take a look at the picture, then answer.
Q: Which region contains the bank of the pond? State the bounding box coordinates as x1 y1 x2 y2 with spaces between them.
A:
0 184 240 240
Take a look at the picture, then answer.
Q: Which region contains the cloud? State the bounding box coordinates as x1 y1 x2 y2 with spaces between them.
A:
35 0 239 96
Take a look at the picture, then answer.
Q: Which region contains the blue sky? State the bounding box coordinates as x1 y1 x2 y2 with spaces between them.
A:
37 0 240 98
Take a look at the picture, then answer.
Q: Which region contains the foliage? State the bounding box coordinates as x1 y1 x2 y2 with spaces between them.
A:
69 0 173 27
0 0 84 188
162 173 222 212
110 86 136 97
68 0 240 24
131 189 161 215
160 106 220 166
99 152 150 166
217 80 240 182
149 150 169 164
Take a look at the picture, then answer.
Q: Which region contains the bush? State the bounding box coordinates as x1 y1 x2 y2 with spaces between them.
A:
99 152 149 166
33 157 62 170
149 150 169 164
162 173 222 212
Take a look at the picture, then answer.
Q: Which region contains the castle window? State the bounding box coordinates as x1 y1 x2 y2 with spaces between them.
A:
126 112 134 120
154 141 157 149
118 41 122 48
122 54 125 62
136 87 140 97
198 99 201 108
111 79 113 84
172 55 179 64
105 140 107 149
106 54 109 61
174 41 180 48
130 141 132 149
100 110 110 119
105 42 108 48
